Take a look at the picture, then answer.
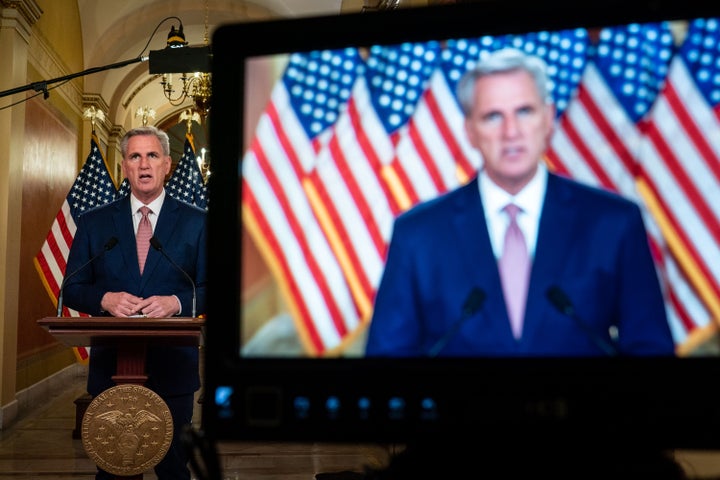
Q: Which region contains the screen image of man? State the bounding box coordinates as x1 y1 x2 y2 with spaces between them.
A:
364 48 675 357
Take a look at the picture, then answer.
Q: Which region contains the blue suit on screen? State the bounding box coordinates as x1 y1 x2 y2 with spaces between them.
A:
365 173 675 357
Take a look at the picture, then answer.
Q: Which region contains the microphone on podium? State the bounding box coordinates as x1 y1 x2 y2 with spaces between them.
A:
545 285 618 356
427 287 486 357
150 236 196 318
57 236 119 317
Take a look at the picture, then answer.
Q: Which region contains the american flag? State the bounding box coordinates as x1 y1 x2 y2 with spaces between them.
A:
166 132 208 209
636 17 720 352
33 133 119 363
304 42 443 350
547 22 712 350
116 177 131 198
243 20 720 356
242 49 363 354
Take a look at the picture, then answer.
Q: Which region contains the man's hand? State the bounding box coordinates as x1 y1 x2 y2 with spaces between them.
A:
134 295 181 318
101 292 180 317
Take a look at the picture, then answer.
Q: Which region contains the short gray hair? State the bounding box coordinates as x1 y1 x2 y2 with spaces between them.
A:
120 125 171 157
456 48 552 116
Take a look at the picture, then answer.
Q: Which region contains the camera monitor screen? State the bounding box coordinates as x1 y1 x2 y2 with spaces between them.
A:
205 1 720 447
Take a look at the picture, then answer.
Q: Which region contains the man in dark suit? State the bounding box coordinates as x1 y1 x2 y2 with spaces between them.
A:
63 125 207 479
365 48 675 357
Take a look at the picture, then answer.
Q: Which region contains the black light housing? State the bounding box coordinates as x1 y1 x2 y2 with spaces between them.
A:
148 45 211 73
148 23 210 73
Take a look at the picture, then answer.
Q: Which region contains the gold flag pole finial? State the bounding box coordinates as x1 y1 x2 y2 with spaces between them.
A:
83 106 106 133
135 106 156 126
179 108 201 134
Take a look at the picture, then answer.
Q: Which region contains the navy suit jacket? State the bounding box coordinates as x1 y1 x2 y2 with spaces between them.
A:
365 173 675 357
63 194 207 396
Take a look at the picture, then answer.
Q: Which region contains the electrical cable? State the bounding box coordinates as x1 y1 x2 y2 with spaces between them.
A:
0 16 185 110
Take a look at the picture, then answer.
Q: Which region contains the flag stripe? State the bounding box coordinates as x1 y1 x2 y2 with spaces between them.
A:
243 163 348 352
243 183 327 352
664 83 720 183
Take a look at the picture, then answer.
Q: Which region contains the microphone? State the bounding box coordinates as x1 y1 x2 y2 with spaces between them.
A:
150 236 196 318
545 285 618 356
57 237 119 317
427 287 486 357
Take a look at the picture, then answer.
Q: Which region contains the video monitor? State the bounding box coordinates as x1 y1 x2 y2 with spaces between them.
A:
204 0 720 447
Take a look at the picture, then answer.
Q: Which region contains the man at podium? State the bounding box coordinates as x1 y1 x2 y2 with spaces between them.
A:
63 125 208 480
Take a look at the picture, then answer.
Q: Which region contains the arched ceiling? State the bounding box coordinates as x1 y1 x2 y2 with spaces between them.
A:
74 0 352 152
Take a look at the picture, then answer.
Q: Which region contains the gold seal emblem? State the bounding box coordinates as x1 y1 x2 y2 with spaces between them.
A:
81 384 173 476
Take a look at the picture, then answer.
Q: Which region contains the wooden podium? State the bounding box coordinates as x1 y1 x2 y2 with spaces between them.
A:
37 316 205 479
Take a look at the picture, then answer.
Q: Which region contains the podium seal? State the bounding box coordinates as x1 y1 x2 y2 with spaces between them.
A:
81 384 173 476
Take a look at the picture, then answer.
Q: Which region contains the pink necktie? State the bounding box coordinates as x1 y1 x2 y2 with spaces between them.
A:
498 204 530 339
136 206 153 273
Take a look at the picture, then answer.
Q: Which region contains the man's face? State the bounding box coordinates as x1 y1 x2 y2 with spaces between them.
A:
121 134 171 203
464 69 555 194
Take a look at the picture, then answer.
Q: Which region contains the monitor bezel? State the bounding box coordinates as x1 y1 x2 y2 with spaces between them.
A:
204 0 720 448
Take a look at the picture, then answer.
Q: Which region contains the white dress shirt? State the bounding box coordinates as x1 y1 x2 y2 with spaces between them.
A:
479 163 548 260
130 190 165 234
